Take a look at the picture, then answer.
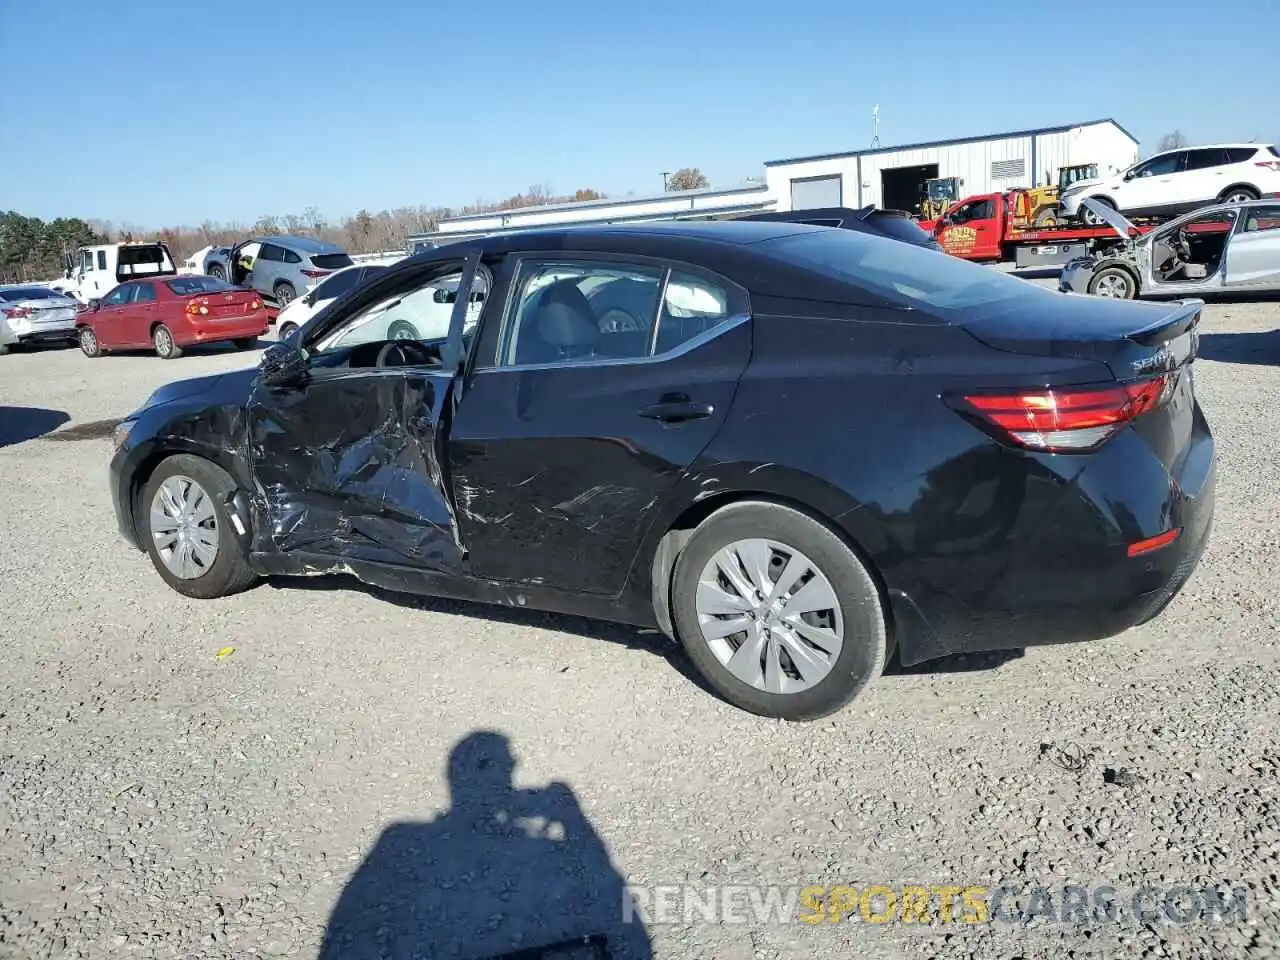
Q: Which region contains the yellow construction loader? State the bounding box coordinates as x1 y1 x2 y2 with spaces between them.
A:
1021 163 1100 226
918 177 964 221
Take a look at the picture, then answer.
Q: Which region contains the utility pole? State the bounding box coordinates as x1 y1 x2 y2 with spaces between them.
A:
661 171 671 192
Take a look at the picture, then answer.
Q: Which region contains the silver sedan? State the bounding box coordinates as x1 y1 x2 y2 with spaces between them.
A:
1059 198 1280 299
0 286 80 354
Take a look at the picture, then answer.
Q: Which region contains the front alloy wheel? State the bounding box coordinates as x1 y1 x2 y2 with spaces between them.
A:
150 475 219 580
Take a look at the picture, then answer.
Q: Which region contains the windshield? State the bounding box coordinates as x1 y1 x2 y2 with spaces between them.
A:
1058 165 1098 192
767 229 1037 313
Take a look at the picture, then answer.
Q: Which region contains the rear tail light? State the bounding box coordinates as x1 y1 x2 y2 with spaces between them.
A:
950 375 1169 453
186 299 209 316
3 306 32 319
300 269 329 278
1255 160 1280 172
250 299 262 310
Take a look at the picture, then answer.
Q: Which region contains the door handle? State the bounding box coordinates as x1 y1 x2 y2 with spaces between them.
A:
639 399 714 423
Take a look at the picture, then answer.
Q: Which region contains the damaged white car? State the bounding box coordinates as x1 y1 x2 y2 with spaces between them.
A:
1059 197 1280 299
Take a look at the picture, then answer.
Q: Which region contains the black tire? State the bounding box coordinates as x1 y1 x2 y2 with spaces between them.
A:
232 337 257 350
1220 186 1258 204
669 501 888 721
387 319 420 341
208 263 226 281
274 282 296 306
79 326 102 357
140 455 259 599
1034 207 1059 227
277 321 299 341
153 324 182 359
1088 266 1137 299
0 343 9 356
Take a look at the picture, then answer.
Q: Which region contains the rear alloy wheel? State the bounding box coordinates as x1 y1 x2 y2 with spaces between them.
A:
274 282 296 307
1089 267 1137 299
141 455 258 599
79 327 102 357
153 324 182 359
670 501 887 721
1221 188 1258 204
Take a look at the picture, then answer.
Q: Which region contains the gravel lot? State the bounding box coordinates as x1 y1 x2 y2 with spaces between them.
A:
2 285 1279 959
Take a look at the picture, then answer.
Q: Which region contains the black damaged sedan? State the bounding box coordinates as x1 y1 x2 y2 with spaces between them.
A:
109 220 1214 720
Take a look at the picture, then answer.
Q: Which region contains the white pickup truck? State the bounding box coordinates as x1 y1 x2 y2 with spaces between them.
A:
49 241 178 303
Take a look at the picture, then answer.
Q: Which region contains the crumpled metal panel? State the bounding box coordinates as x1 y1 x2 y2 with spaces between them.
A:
248 371 463 572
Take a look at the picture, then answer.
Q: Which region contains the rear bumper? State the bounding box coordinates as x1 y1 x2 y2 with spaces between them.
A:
2 316 77 345
889 420 1216 667
177 312 270 346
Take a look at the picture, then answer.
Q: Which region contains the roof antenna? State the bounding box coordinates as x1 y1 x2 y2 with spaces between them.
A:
871 104 881 148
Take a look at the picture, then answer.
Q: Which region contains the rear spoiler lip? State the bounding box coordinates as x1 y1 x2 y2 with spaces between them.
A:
1127 298 1203 347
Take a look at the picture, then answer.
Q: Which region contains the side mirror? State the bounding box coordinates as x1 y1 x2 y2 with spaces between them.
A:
258 341 308 388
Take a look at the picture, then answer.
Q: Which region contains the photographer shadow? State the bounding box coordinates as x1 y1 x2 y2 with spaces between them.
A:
319 731 652 960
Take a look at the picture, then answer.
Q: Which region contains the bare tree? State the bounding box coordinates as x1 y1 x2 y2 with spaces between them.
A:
1156 130 1190 152
666 168 710 191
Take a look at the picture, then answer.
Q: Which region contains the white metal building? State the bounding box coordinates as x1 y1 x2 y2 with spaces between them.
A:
764 119 1139 213
428 183 776 243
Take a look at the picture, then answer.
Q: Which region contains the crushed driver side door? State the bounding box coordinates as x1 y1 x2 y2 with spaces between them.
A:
245 251 485 574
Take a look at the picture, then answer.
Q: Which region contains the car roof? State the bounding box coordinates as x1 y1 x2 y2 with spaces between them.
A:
253 235 344 253
447 219 825 253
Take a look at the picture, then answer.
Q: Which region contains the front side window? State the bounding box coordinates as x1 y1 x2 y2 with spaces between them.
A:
1134 152 1184 178
102 285 131 307
258 244 285 262
82 250 94 272
312 264 487 355
499 259 736 368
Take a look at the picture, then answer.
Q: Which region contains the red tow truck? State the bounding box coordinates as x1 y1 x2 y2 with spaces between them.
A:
918 189 1163 267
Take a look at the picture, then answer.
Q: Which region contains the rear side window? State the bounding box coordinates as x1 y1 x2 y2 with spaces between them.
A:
133 282 156 303
1184 148 1227 171
97 251 107 270
1242 205 1280 233
311 252 355 270
283 248 302 264
1224 147 1262 163
768 230 1037 313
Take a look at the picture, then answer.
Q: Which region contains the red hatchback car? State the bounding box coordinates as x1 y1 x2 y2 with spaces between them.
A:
77 276 269 359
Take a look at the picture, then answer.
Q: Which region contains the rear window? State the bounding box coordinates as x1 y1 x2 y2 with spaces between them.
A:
768 229 1036 312
0 287 62 300
117 244 174 278
310 253 354 270
166 276 237 296
865 214 940 248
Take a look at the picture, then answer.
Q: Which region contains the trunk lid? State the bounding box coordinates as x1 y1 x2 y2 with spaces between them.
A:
958 292 1200 382
960 295 1204 470
187 289 261 319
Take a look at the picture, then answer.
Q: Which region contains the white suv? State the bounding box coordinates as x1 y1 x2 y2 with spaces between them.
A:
1061 144 1280 224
